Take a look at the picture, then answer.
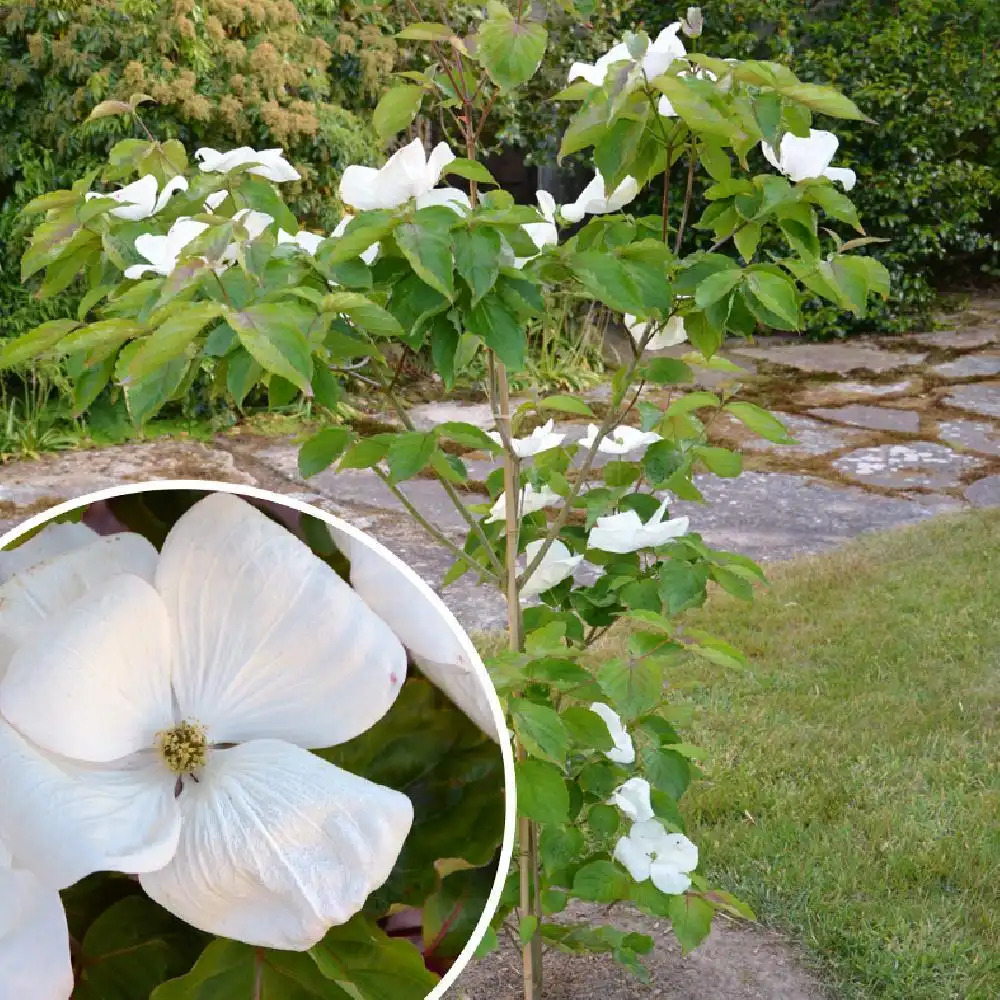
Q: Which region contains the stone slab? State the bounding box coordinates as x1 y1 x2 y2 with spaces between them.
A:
407 400 498 431
731 343 926 375
717 412 862 456
795 379 915 407
908 327 1000 350
936 419 1000 458
942 382 1000 419
930 353 1000 379
667 470 962 563
832 442 981 490
808 403 920 434
965 475 1000 508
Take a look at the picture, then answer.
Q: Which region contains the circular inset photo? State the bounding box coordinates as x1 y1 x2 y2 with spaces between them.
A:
0 481 513 1000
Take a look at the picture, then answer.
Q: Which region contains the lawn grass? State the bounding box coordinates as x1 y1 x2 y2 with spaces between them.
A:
658 509 1000 999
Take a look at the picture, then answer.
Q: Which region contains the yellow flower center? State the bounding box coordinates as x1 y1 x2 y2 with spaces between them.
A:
156 720 208 774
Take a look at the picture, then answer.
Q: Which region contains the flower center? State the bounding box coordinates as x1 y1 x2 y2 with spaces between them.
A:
156 720 208 774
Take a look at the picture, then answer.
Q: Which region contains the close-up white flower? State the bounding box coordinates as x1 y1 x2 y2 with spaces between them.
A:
123 218 209 279
609 777 655 822
326 524 500 741
520 539 583 599
613 819 698 895
590 702 636 764
568 23 686 87
0 494 414 951
579 422 663 455
195 146 301 183
761 129 857 190
339 138 468 213
588 497 690 554
85 173 188 221
486 483 562 524
0 838 73 1000
487 418 566 458
560 171 640 223
625 312 688 350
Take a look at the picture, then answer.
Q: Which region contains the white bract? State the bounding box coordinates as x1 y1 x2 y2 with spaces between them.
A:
277 228 326 256
339 138 469 213
625 312 688 350
487 418 565 458
589 702 635 764
568 23 686 87
561 171 639 223
326 525 500 741
588 497 689 554
204 190 229 212
85 174 188 221
331 215 380 265
124 218 209 279
516 190 559 267
195 146 300 183
0 494 413 950
0 839 73 1000
520 540 583 599
614 819 698 895
486 483 562 524
221 209 275 265
609 777 655 822
761 129 857 190
579 422 662 455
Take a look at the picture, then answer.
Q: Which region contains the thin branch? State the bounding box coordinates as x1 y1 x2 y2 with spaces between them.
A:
674 144 697 254
374 467 500 584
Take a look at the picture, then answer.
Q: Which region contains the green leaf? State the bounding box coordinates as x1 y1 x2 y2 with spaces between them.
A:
0 318 81 368
596 659 663 719
807 183 862 232
60 319 141 362
516 759 570 825
87 99 133 121
572 861 630 903
777 82 871 122
225 349 263 406
694 268 742 309
658 560 708 614
465 292 526 370
123 303 223 381
227 303 314 394
299 428 353 478
454 227 501 305
423 867 497 961
396 21 454 41
561 706 614 753
643 357 693 385
724 401 794 443
339 435 393 470
643 746 691 800
695 445 742 477
326 212 396 264
374 84 425 141
444 158 499 185
512 698 570 763
653 76 737 138
588 803 621 838
121 353 189 426
396 223 455 299
322 292 403 337
569 252 644 314
435 421 502 452
733 222 762 263
476 8 548 91
744 270 800 329
387 431 436 484
539 394 595 418
667 894 715 954
519 915 539 945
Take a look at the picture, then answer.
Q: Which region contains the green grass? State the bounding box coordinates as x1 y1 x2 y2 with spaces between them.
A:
665 510 1000 999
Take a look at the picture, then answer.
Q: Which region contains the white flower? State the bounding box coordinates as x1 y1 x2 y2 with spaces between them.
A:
588 497 689 554
124 217 209 279
520 540 583 599
278 228 326 255
204 189 229 212
0 839 73 1000
516 190 559 268
195 146 300 183
614 819 698 895
568 23 686 87
85 174 189 221
561 172 640 224
0 521 95 585
609 776 654 821
486 483 562 524
579 422 663 455
326 525 499 741
414 186 472 214
487 418 566 458
761 129 856 190
331 215 380 266
339 138 467 213
625 313 688 351
0 494 412 950
590 702 635 764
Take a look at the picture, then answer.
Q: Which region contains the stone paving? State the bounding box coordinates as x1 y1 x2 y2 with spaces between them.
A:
1 295 999 632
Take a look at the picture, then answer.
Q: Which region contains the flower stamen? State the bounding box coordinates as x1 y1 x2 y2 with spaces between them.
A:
156 720 208 774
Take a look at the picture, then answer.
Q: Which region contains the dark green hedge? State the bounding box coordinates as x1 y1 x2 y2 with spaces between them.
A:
629 0 1000 334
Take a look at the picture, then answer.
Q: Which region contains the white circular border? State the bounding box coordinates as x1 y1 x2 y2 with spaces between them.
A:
0 478 516 999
